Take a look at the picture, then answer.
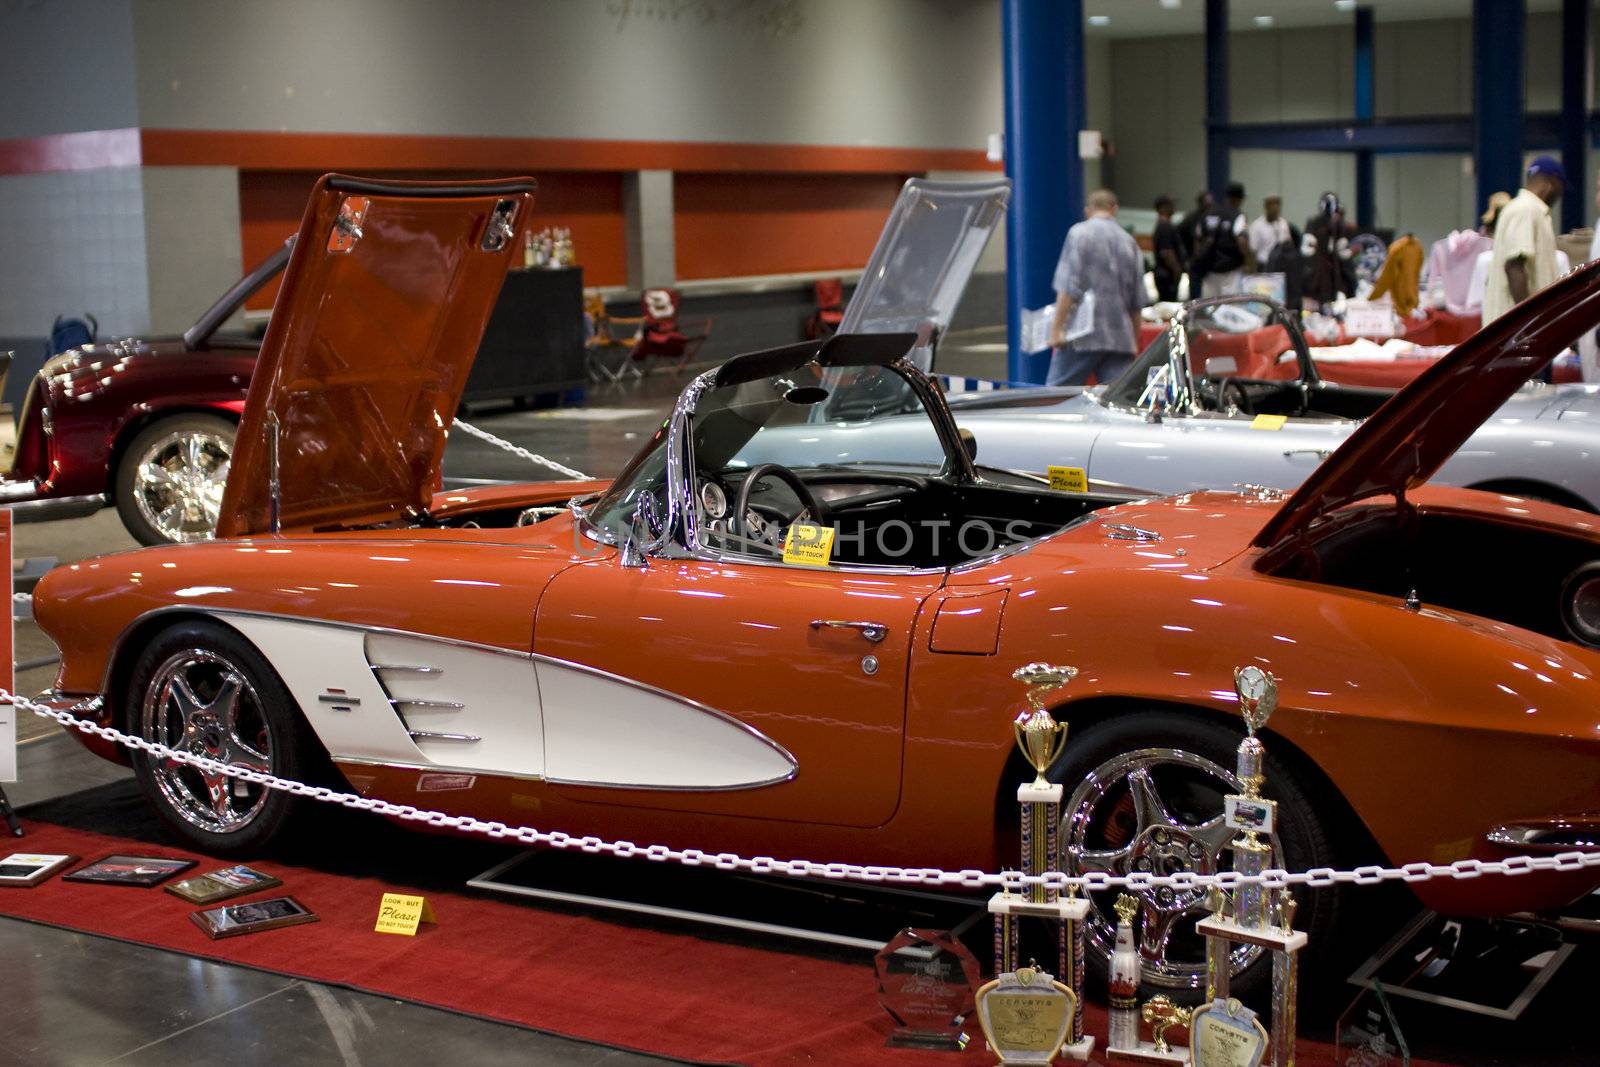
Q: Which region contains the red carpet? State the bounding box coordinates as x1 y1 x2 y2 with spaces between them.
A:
0 816 1441 1066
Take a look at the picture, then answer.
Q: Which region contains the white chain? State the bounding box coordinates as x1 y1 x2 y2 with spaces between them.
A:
451 419 592 481
6 689 1598 895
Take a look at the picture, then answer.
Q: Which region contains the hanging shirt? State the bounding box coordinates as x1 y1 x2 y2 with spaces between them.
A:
1247 216 1291 270
1423 230 1493 314
1193 207 1248 275
1369 235 1425 316
1483 188 1560 323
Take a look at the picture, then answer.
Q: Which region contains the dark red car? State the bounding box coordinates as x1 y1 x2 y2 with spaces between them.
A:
1 242 289 544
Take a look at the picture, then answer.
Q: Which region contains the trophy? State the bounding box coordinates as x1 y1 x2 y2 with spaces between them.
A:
986 664 1094 1061
975 960 1077 1065
1194 666 1306 1067
1190 997 1269 1067
1107 896 1192 1064
875 927 983 1050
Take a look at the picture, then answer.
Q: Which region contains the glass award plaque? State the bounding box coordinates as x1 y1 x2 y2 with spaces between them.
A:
1190 997 1269 1067
1335 982 1410 1066
975 963 1076 1065
874 927 981 1050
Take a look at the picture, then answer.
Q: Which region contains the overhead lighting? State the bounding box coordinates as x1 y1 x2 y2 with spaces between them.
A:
1160 0 1182 8
1088 14 1110 26
1255 15 1274 27
1335 0 1357 10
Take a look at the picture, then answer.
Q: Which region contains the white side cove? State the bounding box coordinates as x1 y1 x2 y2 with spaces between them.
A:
535 659 797 790
206 612 796 790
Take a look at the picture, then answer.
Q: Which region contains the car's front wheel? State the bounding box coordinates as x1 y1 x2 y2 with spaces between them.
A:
126 620 311 854
114 413 236 545
1050 709 1341 1001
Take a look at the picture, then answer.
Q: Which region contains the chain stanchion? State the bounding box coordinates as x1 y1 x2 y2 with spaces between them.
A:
4 689 1598 895
451 419 592 481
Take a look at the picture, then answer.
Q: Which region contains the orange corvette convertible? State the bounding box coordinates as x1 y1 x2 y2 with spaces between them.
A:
33 175 1600 995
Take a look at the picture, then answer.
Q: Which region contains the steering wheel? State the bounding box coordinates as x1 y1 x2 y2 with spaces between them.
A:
1216 377 1254 416
733 463 827 544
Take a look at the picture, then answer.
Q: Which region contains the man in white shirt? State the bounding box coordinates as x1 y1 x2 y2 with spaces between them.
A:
1247 195 1292 268
1483 156 1566 324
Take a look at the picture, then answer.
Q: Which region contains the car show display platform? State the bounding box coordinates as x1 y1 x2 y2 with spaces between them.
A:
0 781 1468 1067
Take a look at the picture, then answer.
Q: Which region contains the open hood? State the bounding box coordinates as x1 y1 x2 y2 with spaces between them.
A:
838 177 1010 363
1254 258 1600 550
217 174 534 538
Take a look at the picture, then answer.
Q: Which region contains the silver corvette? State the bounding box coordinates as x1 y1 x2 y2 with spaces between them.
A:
940 296 1600 512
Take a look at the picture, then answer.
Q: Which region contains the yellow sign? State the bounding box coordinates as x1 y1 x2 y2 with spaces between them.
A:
1250 414 1287 431
782 523 836 567
1046 465 1088 493
375 892 436 936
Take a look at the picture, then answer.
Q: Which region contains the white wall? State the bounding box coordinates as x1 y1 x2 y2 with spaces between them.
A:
128 0 1004 151
0 169 150 337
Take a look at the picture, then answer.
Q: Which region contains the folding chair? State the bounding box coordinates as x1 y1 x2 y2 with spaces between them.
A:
583 292 643 385
631 288 711 376
804 278 845 339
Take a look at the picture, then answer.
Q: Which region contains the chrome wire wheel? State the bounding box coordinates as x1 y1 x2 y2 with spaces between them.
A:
140 649 272 835
1063 747 1281 991
130 427 232 543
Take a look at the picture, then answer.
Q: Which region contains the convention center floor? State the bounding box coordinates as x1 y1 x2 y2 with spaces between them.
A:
5 366 1595 1066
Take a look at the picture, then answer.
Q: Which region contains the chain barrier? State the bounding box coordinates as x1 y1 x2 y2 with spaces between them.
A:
452 419 592 481
6 690 1598 897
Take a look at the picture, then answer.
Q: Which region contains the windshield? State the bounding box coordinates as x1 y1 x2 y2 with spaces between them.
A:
1105 299 1306 412
698 363 947 476
584 362 954 551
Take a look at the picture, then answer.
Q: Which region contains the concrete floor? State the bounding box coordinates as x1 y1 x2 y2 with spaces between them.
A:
3 357 1594 1065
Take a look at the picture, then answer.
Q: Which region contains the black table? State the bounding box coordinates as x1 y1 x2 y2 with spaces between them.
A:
466 266 585 407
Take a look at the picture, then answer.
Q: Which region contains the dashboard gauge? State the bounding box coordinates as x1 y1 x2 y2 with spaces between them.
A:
1562 561 1600 647
699 479 728 520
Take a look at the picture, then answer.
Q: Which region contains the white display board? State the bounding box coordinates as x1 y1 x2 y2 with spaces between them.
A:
1 512 13 782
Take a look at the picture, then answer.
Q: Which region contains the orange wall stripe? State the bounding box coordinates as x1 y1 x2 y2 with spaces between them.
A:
138 129 999 176
0 128 142 174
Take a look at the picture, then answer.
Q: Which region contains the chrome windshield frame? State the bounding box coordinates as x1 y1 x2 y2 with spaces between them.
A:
573 355 979 566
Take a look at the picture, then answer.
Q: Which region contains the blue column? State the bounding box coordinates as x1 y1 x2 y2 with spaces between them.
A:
1561 0 1590 233
1354 6 1375 228
1473 0 1525 217
1205 0 1230 196
1002 0 1084 385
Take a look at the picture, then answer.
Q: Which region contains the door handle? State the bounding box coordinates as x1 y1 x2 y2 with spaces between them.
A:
809 619 888 643
1283 448 1332 460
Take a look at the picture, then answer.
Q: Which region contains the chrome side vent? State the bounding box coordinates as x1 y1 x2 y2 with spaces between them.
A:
407 730 482 743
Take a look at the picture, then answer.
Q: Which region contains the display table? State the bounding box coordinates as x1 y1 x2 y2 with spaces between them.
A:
466 266 585 407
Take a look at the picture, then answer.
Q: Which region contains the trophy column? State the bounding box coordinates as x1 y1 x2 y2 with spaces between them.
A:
985 663 1094 1063
1193 666 1306 1067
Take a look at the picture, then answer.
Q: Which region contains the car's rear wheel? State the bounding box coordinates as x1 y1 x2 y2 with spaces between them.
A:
114 413 236 545
127 621 310 854
1050 709 1339 1001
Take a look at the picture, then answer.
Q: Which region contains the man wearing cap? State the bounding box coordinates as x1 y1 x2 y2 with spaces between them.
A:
1483 156 1567 324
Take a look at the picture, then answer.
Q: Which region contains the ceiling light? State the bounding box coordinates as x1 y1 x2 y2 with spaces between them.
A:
1335 0 1357 10
1160 0 1182 9
1255 15 1274 27
1088 14 1110 26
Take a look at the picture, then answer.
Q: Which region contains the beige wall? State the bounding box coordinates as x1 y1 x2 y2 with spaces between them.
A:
128 0 1005 151
1108 11 1595 248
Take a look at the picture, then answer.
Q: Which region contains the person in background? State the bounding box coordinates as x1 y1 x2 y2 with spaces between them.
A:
1183 190 1214 301
1464 191 1511 312
1483 155 1566 324
1579 174 1600 380
1248 195 1295 270
1302 191 1358 308
1152 195 1185 303
1192 181 1253 297
1047 188 1147 386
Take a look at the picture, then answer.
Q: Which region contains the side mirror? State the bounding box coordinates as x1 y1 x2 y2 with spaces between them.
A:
621 492 664 569
958 427 978 461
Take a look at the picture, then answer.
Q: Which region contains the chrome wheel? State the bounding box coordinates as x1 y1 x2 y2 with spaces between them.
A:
140 649 272 834
131 427 231 542
1064 747 1281 991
